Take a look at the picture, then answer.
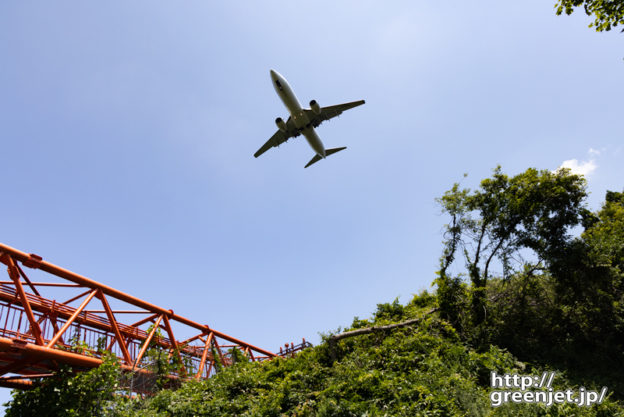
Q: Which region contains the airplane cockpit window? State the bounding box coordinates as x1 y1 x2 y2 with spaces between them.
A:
275 79 282 89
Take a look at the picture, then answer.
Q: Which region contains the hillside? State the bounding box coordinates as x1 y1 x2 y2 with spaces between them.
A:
76 296 624 415
5 295 623 416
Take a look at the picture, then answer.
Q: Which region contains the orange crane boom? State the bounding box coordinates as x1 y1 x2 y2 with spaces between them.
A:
0 242 309 391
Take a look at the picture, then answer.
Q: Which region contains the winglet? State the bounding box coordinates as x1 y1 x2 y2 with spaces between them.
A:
304 147 347 168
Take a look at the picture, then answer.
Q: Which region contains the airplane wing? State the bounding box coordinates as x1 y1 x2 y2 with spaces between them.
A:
254 117 300 158
304 100 365 128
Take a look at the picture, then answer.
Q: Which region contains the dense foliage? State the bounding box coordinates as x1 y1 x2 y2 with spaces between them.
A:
117 297 622 416
436 168 624 397
5 353 122 417
8 297 622 416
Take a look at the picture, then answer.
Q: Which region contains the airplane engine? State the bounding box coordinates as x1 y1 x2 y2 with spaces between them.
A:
310 100 321 114
275 117 287 132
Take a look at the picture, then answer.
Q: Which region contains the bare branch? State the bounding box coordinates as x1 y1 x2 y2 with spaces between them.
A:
328 308 438 344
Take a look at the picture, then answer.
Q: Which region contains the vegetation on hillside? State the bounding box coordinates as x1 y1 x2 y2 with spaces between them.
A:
5 167 623 416
7 296 623 416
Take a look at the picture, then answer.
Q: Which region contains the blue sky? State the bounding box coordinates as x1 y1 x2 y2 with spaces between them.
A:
1 0 622 409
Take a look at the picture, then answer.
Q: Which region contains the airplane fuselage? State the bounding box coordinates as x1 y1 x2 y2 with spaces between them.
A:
270 70 326 158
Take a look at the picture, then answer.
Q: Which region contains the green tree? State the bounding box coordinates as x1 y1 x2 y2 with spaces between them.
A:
437 172 624 394
484 189 624 394
4 353 122 417
583 190 624 269
436 167 588 329
549 190 624 374
555 0 624 32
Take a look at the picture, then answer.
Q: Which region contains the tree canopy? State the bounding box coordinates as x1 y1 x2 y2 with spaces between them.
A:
555 0 624 31
436 167 588 326
436 167 623 395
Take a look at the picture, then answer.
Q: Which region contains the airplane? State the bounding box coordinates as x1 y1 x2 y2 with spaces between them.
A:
254 69 365 168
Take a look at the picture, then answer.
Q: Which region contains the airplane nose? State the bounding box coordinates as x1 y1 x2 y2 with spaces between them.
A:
270 69 276 78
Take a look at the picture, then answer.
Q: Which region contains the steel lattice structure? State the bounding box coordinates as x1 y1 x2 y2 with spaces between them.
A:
0 243 308 391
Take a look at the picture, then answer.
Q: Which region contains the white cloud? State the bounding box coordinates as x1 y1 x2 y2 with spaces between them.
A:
588 148 601 156
557 159 597 177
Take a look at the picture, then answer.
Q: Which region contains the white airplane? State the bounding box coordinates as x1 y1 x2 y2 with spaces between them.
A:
254 70 365 168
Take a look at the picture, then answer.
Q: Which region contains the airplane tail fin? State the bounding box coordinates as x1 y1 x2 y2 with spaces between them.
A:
304 147 347 168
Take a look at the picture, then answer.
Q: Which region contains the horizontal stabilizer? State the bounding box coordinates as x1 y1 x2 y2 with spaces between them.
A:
304 147 347 168
325 146 346 157
304 154 323 168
